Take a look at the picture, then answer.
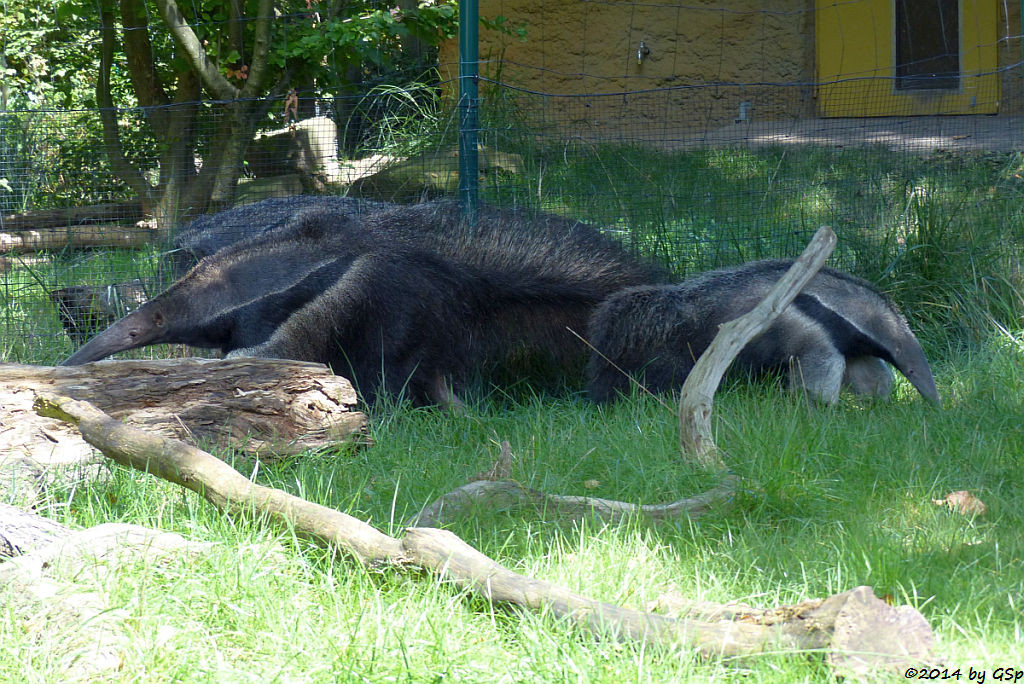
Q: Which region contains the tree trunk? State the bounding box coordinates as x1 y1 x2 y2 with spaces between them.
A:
0 202 144 231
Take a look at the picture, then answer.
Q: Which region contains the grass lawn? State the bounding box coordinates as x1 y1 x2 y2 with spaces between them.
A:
2 336 1021 681
2 143 1022 680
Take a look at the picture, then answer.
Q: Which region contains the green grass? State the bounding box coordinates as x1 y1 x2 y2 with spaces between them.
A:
2 334 1020 681
3 141 1024 679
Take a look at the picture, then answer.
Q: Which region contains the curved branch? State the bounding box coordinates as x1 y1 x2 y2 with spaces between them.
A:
154 0 240 100
405 477 738 528
32 391 934 673
97 0 155 209
677 225 838 469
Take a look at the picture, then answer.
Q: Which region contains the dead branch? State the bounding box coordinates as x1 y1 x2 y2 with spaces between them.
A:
406 476 738 528
33 392 402 564
0 202 144 231
677 226 837 468
34 392 933 673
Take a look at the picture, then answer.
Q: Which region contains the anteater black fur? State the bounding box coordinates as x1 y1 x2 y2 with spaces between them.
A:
65 200 668 406
586 259 940 405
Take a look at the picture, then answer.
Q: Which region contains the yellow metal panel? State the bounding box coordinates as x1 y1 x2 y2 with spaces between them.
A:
816 0 999 116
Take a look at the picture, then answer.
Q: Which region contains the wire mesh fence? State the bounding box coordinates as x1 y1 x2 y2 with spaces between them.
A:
2 1 1024 366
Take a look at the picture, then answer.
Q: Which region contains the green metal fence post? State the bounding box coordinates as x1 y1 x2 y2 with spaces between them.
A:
458 0 479 221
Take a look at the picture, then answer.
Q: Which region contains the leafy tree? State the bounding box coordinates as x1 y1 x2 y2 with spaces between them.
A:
3 1 458 230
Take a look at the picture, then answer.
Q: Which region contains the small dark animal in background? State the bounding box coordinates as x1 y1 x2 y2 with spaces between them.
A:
64 200 668 406
586 259 940 405
49 280 149 344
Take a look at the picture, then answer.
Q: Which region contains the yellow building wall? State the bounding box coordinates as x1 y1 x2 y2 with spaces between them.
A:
438 1 1021 128
439 1 817 133
815 0 1000 116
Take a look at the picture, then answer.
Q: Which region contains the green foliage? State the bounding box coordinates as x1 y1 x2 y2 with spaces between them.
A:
273 1 457 76
0 0 109 110
0 110 137 213
1 1 461 214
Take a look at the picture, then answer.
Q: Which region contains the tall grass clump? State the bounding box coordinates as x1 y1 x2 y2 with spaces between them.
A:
875 163 1024 354
349 76 458 159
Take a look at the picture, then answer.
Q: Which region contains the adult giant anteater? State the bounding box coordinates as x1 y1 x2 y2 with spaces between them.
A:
64 201 668 406
169 195 393 277
586 259 940 405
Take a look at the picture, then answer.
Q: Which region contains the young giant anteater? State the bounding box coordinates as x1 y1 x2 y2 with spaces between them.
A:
586 259 940 405
63 201 668 406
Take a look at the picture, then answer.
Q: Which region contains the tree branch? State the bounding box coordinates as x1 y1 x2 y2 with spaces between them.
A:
33 392 400 564
406 477 739 528
239 0 275 98
32 392 934 674
119 0 171 128
678 226 837 469
155 0 240 100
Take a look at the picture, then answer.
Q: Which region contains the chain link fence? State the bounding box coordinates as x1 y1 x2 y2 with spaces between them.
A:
3 1 1023 365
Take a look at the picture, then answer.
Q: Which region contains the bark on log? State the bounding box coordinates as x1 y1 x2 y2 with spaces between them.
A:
34 392 934 673
0 502 71 558
677 226 837 469
0 223 157 253
1 202 144 231
2 359 368 463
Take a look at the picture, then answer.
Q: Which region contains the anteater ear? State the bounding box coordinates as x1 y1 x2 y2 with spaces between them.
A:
153 311 165 327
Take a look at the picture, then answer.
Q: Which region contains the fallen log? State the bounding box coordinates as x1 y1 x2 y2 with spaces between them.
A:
0 201 144 231
0 223 157 253
34 392 934 674
0 502 71 558
2 359 368 504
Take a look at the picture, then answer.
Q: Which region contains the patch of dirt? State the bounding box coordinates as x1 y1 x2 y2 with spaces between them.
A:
670 115 1024 153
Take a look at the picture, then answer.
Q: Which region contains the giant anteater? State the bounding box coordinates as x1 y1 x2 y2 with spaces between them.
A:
586 259 940 405
168 195 393 277
64 200 668 406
